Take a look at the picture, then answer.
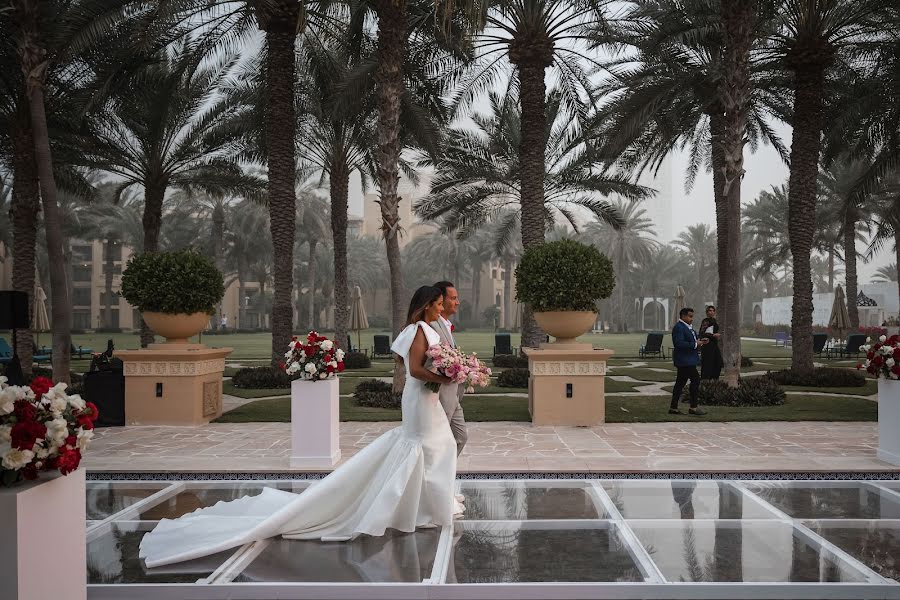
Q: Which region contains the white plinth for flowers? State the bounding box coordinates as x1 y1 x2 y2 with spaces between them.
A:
0 469 86 600
878 379 900 466
290 378 341 468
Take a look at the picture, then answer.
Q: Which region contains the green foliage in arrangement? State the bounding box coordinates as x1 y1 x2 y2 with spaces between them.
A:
497 368 529 388
515 239 615 312
121 249 224 314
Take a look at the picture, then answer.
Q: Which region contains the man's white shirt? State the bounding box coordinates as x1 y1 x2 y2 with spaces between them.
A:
678 319 698 349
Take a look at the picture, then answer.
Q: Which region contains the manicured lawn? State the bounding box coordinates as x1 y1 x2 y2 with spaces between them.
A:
215 392 876 424
222 382 287 399
608 368 677 382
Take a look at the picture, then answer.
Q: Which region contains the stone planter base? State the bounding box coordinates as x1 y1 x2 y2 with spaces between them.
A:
523 347 614 426
0 469 86 600
877 379 900 466
291 378 341 468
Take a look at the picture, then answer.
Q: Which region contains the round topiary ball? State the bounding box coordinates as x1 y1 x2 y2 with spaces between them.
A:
121 248 224 314
515 239 615 312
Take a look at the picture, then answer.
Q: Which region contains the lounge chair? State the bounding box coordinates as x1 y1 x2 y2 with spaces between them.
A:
774 331 791 347
493 333 515 357
835 333 867 360
0 337 51 365
812 333 827 356
37 343 93 359
639 332 666 359
346 335 367 356
371 335 392 358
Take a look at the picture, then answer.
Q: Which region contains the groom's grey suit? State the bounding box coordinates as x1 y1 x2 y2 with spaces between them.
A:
430 318 467 455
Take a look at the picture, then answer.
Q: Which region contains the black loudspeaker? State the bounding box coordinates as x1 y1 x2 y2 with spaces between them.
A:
0 291 29 330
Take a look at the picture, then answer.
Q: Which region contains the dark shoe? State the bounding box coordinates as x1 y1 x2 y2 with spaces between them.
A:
668 408 683 415
689 407 707 416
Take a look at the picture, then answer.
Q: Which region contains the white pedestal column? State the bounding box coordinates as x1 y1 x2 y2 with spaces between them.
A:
290 378 341 468
0 469 86 600
877 379 900 466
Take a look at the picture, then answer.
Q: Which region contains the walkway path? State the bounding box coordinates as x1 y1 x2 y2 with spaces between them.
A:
83 421 896 474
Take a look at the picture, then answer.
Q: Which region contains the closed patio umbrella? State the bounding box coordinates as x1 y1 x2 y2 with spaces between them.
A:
829 284 850 340
672 285 686 326
349 286 368 351
33 281 49 350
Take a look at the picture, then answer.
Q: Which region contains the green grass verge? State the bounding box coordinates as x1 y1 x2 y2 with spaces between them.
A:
215 393 876 424
659 379 878 397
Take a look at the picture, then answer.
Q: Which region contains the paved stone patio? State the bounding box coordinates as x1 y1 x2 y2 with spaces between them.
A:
83 421 898 473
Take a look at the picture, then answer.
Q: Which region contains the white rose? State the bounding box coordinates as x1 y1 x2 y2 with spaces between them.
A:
69 395 85 411
49 395 68 413
286 363 301 375
0 400 13 416
76 428 94 450
888 358 896 368
299 351 306 360
0 426 10 443
319 372 326 379
321 340 334 351
284 350 294 359
880 335 887 343
0 375 7 385
46 417 69 445
335 349 345 361
2 448 34 470
35 446 50 459
304 362 317 374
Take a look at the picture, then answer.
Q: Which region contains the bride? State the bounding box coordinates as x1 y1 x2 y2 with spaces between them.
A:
139 285 462 568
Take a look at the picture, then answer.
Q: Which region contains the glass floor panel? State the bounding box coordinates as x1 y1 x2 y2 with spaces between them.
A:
602 480 775 519
87 521 234 584
232 528 440 583
746 482 900 519
805 520 900 581
136 482 305 520
628 520 868 583
448 523 643 583
86 482 171 520
459 481 605 520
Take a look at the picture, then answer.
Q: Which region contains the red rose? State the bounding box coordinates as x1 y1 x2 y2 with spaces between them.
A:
82 402 99 421
29 376 53 399
56 447 81 475
13 399 37 422
873 355 884 367
868 351 875 360
337 362 345 373
307 332 317 343
11 421 47 450
324 354 333 363
65 435 77 448
22 464 39 480
893 348 900 360
326 365 335 374
77 416 94 430
856 364 863 370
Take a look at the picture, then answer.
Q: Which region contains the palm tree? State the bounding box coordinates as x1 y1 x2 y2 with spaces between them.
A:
866 178 900 309
296 191 330 330
581 201 659 333
873 263 898 283
763 0 887 374
673 224 719 309
224 202 271 329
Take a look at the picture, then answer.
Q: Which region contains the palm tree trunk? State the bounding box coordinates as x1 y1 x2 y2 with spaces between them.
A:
472 261 481 320
503 258 512 329
787 61 828 375
103 239 114 328
264 19 298 365
517 60 548 349
238 265 247 329
139 181 166 346
308 240 317 329
10 105 39 376
843 207 859 329
18 5 72 384
374 0 408 392
212 202 225 326
827 244 835 290
331 161 350 350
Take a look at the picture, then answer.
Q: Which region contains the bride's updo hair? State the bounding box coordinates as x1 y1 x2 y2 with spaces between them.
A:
406 286 442 325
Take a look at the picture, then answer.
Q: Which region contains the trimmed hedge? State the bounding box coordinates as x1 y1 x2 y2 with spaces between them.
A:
681 377 786 407
497 368 529 388
515 239 615 311
343 351 372 370
492 354 529 368
766 367 865 388
354 379 402 409
232 366 292 389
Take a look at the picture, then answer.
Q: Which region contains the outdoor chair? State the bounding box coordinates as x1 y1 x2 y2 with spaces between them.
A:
774 331 791 347
346 335 367 356
0 337 51 365
639 332 666 359
493 333 516 357
371 335 392 359
837 333 867 360
812 333 827 356
37 343 92 359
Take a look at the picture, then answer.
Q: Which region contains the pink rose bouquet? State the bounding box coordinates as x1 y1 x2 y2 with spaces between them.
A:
424 344 492 393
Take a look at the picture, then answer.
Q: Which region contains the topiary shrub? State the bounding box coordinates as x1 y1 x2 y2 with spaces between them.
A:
354 379 401 409
121 248 224 314
492 354 529 368
342 351 372 370
766 367 865 388
232 366 292 389
681 377 786 407
497 368 529 388
741 356 754 368
515 239 615 311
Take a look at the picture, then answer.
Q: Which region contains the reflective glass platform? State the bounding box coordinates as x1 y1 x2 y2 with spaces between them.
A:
85 478 900 599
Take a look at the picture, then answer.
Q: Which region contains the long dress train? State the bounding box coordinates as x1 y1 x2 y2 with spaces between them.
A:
139 321 459 568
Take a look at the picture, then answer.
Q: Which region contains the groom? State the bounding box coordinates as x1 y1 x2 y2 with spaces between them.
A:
431 281 468 457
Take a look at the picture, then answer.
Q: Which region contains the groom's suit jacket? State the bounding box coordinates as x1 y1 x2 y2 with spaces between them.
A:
430 318 465 419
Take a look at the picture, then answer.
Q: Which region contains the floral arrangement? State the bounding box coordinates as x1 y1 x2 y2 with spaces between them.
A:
858 334 900 380
425 344 492 393
0 376 99 486
283 332 346 381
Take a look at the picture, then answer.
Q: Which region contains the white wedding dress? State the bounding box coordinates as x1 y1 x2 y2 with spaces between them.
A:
139 322 460 568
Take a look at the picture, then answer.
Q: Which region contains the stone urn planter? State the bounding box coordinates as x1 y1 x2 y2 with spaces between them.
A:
141 311 210 344
290 378 341 468
533 311 598 345
878 379 900 466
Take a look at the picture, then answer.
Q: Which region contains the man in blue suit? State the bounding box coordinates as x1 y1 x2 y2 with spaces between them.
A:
670 307 707 416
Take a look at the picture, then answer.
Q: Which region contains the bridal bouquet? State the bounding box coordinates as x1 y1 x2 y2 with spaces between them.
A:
858 334 900 380
0 375 99 486
424 344 492 393
283 332 346 381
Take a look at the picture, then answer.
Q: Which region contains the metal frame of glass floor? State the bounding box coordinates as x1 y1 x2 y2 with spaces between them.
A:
86 477 900 599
